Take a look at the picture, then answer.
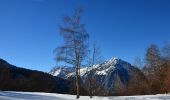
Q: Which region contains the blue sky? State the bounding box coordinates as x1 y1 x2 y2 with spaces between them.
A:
0 0 170 72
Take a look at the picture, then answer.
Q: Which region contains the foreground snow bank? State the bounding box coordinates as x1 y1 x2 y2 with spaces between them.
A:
0 91 169 100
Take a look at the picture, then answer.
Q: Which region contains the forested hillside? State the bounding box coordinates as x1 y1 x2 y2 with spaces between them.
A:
0 59 71 94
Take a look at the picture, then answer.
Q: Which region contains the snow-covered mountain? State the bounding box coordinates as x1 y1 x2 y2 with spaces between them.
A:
50 66 74 79
49 57 142 94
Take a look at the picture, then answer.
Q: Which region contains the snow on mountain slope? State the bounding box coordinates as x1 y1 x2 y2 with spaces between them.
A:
0 91 169 100
50 57 126 77
49 57 141 94
50 66 74 79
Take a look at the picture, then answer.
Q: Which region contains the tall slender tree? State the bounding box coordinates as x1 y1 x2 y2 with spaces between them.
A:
55 7 89 99
133 56 144 69
162 43 170 60
145 44 161 69
145 44 165 93
88 43 103 98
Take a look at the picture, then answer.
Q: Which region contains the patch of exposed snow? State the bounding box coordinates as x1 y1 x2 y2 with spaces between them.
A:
53 68 61 76
96 70 107 75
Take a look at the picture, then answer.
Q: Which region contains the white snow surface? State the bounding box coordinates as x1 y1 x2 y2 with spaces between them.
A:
0 91 169 100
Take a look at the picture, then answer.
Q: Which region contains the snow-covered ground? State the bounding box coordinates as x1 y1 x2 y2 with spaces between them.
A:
0 91 169 100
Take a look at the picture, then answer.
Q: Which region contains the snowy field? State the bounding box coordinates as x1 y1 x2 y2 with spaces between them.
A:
0 91 169 100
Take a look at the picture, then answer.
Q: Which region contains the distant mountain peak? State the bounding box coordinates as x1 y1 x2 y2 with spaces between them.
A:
50 66 74 78
49 57 131 77
49 57 141 94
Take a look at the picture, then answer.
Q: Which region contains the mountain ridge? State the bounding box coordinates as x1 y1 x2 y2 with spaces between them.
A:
49 57 143 94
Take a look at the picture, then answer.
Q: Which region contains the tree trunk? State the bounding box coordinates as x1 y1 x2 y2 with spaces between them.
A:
89 67 92 98
76 67 80 99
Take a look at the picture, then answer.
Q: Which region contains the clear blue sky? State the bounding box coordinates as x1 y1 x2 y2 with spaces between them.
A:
0 0 170 72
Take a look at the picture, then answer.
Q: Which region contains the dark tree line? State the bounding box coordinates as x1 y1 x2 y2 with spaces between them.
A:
0 59 71 94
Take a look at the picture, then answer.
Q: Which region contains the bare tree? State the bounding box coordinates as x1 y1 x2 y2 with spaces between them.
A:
161 43 170 93
133 56 144 69
55 7 89 99
162 43 170 60
145 44 162 70
87 43 103 98
145 44 166 94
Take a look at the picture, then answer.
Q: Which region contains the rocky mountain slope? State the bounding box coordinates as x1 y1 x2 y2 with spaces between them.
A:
50 57 144 94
